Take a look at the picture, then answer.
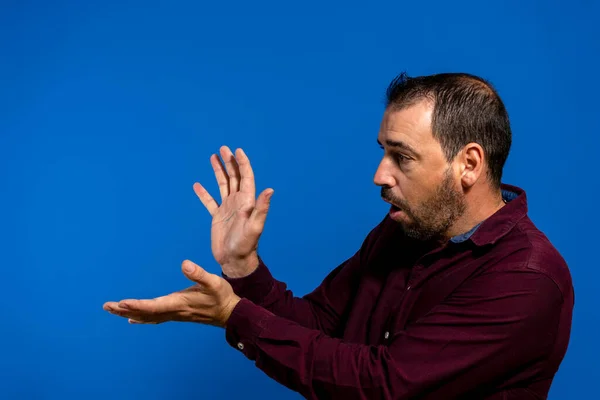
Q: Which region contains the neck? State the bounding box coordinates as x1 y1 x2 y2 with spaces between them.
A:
444 189 505 241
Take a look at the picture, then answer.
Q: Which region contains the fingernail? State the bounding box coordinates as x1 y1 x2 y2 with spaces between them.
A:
183 262 194 273
119 303 129 309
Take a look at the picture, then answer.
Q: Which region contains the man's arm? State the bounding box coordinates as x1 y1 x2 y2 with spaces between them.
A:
223 216 395 336
224 268 565 399
195 146 398 336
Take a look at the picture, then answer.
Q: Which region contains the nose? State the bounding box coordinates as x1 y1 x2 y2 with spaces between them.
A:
373 159 395 188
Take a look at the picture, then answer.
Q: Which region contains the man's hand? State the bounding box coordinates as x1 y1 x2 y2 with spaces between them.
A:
193 146 274 278
103 260 241 327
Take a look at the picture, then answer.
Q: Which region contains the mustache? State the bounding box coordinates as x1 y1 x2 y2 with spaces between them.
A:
381 187 404 208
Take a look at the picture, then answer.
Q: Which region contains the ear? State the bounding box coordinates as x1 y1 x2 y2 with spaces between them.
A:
459 143 485 188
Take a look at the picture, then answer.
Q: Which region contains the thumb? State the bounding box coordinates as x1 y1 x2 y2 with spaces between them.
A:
182 260 215 286
249 188 274 234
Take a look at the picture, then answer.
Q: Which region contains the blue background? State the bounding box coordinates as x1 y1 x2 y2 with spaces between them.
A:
1 0 598 398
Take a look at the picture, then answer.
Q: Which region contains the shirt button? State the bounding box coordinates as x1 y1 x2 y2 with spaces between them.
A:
237 342 244 350
406 285 412 291
384 331 390 339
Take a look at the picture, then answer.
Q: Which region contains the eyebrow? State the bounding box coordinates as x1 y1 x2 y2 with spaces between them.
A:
377 139 419 156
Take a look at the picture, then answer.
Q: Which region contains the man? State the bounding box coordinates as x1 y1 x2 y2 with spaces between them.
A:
104 72 574 399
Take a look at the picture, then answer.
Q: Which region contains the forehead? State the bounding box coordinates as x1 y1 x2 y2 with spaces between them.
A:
378 101 436 153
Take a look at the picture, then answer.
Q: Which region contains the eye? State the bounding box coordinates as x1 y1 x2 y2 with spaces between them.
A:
394 153 409 164
379 145 410 164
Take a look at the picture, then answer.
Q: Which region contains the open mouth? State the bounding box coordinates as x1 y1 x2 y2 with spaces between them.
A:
389 203 407 219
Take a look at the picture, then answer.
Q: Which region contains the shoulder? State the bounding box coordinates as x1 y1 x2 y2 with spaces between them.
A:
484 215 573 301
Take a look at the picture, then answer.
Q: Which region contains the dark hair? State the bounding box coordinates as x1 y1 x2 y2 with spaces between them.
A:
385 72 511 190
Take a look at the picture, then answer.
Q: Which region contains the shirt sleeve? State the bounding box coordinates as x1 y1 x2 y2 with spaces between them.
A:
224 269 564 400
222 217 393 336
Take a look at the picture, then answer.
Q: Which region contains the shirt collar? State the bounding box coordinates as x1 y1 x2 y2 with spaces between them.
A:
449 183 528 246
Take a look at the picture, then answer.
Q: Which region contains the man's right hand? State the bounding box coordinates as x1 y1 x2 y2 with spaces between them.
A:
193 146 274 278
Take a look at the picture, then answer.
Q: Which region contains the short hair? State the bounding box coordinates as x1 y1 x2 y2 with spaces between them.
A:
385 72 512 190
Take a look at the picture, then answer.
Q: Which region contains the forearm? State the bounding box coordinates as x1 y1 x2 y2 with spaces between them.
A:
223 256 334 333
225 299 392 400
224 217 391 336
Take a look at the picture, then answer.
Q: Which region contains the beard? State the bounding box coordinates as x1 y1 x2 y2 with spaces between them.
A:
381 168 467 242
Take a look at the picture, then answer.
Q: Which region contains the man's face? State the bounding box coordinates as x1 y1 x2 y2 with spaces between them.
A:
374 100 467 242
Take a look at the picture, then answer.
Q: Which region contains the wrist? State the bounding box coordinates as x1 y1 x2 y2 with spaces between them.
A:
222 294 242 328
222 253 260 278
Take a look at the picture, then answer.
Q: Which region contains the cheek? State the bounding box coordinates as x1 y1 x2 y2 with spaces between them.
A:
396 178 433 210
395 172 422 198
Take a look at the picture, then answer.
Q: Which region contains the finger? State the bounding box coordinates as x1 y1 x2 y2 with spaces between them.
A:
129 318 159 324
182 260 220 289
193 182 219 216
249 188 274 235
210 153 230 201
119 295 182 315
220 146 241 194
104 301 136 314
103 302 140 319
236 148 256 200
103 301 119 311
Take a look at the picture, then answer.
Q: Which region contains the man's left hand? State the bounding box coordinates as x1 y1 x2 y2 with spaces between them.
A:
103 260 241 327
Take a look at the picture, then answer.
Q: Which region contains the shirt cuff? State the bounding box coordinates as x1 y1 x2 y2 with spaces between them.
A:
225 298 274 360
222 256 275 305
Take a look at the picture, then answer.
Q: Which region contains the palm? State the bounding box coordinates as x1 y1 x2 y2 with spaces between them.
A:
103 260 240 327
210 191 256 265
193 146 273 269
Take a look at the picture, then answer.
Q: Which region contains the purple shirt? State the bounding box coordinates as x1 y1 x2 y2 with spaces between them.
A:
223 183 574 399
